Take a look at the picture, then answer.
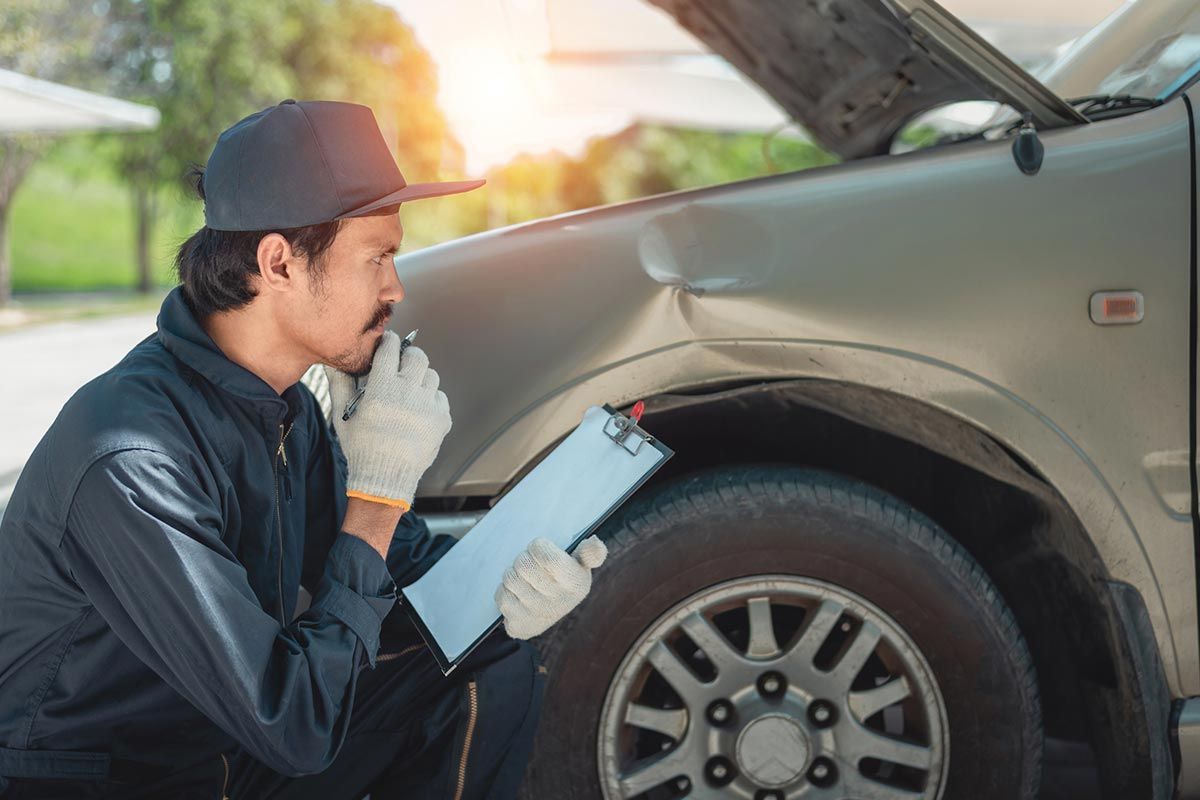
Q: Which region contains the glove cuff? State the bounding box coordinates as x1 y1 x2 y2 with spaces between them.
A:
345 456 425 511
345 490 411 512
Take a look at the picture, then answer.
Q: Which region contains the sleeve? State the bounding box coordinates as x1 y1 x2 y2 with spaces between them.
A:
59 448 397 778
300 397 456 593
385 509 457 588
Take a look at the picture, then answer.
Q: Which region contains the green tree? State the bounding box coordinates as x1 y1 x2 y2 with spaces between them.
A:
472 123 837 232
97 0 298 292
99 0 455 292
285 0 451 179
0 1 112 306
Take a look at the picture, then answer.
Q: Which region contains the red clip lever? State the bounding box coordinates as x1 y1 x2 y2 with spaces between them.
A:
630 400 645 424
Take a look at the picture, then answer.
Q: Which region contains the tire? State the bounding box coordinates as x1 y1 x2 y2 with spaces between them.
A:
522 465 1041 800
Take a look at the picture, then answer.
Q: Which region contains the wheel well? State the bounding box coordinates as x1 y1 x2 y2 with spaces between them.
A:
623 377 1167 794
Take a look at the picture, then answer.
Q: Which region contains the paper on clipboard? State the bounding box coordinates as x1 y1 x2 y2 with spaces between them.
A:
400 403 673 674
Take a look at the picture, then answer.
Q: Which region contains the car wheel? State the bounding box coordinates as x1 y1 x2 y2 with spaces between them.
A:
522 465 1041 799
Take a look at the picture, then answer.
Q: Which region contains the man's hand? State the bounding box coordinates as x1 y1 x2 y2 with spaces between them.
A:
494 536 608 639
323 330 451 512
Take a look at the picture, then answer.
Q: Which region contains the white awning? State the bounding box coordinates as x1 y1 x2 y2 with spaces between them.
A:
0 68 159 135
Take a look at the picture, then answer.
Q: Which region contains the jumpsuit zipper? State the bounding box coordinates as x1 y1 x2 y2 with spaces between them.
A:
273 421 294 626
452 680 479 800
219 752 230 799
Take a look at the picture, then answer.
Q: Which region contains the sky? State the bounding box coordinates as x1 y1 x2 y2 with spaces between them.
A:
382 0 1127 173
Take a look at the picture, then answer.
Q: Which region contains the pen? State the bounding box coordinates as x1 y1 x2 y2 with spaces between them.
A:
398 328 419 366
342 329 419 421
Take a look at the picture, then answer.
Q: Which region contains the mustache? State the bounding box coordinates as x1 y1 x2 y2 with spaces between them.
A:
364 306 392 332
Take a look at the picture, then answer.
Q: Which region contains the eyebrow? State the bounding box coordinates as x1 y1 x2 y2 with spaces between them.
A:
367 239 401 255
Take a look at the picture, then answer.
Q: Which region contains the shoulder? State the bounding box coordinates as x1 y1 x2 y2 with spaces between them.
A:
42 338 218 510
58 338 198 451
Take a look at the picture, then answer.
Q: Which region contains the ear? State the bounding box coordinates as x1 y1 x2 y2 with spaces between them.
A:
256 233 295 291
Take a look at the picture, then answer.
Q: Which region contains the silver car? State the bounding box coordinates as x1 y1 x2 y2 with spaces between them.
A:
304 1 1200 797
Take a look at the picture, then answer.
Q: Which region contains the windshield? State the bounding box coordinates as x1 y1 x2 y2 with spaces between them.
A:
897 3 1200 153
1040 1 1200 102
1093 31 1200 99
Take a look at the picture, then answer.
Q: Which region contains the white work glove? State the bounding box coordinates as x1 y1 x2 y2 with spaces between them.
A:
323 330 451 511
494 536 608 639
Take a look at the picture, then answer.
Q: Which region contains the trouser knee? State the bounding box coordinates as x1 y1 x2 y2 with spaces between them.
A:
451 636 545 800
469 636 544 723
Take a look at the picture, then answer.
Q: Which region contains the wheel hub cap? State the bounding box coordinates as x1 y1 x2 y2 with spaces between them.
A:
735 713 810 787
598 575 951 799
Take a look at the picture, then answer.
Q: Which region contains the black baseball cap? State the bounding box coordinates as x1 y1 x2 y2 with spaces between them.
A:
201 99 484 231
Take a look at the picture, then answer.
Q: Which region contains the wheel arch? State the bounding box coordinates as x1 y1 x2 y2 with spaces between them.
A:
615 377 1174 796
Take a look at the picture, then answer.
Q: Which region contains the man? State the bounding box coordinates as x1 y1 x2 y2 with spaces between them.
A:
0 99 607 799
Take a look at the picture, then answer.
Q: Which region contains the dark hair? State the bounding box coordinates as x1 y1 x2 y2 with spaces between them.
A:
174 166 343 317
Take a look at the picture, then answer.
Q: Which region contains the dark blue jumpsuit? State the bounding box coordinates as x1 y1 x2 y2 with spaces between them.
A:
0 286 544 798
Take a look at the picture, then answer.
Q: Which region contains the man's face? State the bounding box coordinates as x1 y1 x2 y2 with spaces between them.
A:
286 213 405 377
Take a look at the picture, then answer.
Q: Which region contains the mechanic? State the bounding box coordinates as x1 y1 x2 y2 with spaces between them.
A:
0 99 608 799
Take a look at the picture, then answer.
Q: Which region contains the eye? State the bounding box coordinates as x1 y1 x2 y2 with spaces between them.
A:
371 246 402 266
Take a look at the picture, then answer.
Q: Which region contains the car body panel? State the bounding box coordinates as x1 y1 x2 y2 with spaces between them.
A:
392 95 1197 695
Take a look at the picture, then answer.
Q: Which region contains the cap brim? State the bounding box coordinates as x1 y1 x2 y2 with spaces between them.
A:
339 178 486 218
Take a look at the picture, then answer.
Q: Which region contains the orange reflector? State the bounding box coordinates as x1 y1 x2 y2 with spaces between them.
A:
1090 291 1144 325
1104 297 1137 317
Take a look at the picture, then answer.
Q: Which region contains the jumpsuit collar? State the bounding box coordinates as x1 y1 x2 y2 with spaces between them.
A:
156 285 303 422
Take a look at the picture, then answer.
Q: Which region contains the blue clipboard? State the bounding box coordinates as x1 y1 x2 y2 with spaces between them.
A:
400 402 674 674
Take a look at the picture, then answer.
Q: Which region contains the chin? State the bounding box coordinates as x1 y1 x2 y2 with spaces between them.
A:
348 348 373 376
324 342 374 378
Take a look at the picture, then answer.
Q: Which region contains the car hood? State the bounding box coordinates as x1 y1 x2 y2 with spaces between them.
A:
646 0 1088 159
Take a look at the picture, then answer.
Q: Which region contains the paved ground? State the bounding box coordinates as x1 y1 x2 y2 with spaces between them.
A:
0 309 158 520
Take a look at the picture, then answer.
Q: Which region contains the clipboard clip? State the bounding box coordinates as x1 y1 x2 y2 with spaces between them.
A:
604 400 653 456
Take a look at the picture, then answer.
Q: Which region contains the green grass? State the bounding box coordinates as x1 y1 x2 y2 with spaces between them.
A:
9 144 203 293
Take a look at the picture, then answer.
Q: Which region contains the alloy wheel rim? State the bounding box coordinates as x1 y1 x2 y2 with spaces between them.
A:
597 575 950 799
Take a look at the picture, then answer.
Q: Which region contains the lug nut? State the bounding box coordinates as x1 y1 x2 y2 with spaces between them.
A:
706 756 736 786
706 699 734 726
808 756 837 787
755 791 785 800
757 671 787 698
808 699 837 728
676 777 690 793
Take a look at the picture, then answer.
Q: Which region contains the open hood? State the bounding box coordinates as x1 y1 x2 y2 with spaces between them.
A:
647 0 1088 159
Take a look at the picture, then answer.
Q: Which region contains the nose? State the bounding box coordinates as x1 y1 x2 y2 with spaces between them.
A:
382 261 405 304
